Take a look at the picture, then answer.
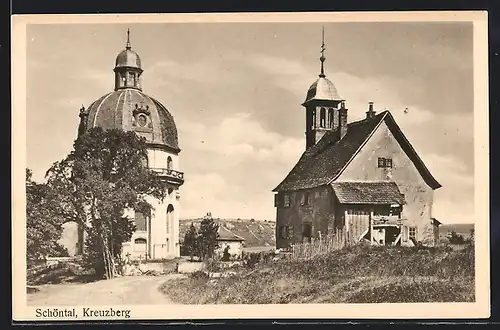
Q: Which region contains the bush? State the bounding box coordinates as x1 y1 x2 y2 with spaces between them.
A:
189 270 209 280
204 258 223 274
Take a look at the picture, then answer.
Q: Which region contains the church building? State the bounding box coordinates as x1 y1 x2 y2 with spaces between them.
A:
273 30 442 248
75 30 184 260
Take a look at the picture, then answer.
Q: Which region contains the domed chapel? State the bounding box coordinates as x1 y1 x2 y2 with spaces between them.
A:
75 30 184 260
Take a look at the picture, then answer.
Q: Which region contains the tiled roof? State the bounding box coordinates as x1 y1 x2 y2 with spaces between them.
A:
218 226 245 242
332 181 405 205
273 111 441 192
273 112 386 191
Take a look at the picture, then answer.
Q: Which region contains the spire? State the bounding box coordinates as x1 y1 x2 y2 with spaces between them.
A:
126 28 131 49
319 25 326 78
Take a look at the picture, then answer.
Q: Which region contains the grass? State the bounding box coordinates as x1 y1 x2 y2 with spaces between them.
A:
160 244 475 304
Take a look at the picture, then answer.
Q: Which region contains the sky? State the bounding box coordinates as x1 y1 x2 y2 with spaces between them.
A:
26 22 474 224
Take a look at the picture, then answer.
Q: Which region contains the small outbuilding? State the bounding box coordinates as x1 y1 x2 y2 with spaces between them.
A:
216 226 245 260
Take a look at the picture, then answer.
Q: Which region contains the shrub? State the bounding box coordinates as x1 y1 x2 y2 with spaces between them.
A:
189 270 209 280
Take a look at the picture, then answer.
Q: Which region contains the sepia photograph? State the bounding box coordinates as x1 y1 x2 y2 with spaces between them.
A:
12 12 489 321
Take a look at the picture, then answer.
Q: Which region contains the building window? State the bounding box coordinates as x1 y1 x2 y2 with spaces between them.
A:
283 194 290 207
320 107 326 128
311 109 316 129
137 114 147 127
378 157 393 168
279 225 293 239
167 156 173 170
300 192 310 206
166 204 174 234
134 211 147 231
328 108 334 128
134 238 147 252
409 227 417 240
390 204 402 217
302 223 312 238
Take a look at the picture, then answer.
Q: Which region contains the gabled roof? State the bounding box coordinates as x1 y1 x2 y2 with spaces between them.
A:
332 181 405 205
273 110 441 192
431 218 442 226
217 226 245 242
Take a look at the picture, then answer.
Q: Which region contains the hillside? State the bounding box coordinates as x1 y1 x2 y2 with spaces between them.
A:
180 218 275 248
440 223 474 238
161 244 475 304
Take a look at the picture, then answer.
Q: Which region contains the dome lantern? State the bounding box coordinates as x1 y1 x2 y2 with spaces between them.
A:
114 29 143 91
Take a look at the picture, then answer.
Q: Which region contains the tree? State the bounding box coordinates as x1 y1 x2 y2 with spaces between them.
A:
183 223 198 261
44 127 168 279
447 230 465 245
26 168 68 262
197 213 220 260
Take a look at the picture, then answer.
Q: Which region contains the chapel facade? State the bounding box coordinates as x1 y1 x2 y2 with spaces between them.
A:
75 30 184 260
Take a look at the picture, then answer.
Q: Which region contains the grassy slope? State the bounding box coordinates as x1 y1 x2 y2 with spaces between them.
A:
180 218 276 247
160 244 475 304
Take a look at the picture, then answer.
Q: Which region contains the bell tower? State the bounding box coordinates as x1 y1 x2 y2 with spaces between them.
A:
302 26 344 149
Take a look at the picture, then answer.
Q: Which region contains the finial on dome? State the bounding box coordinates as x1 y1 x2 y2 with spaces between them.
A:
319 25 326 78
126 28 131 49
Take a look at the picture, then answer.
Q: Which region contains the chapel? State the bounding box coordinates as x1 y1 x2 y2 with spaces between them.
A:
75 30 184 259
273 29 442 248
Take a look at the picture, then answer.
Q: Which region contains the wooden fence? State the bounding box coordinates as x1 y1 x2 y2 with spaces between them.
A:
291 228 355 260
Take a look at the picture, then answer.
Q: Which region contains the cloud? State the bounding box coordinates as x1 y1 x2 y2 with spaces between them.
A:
423 153 474 224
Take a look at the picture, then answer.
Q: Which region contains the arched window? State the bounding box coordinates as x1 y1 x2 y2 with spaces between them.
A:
134 237 147 252
135 238 147 244
167 156 173 170
166 204 174 234
311 109 316 129
320 108 326 128
328 108 334 128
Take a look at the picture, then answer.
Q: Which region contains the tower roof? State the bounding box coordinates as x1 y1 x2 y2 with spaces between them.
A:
304 77 343 104
303 26 343 104
115 29 142 70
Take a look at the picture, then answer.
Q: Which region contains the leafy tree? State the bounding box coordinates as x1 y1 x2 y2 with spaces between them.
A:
447 230 465 245
44 127 168 279
183 223 198 261
26 169 67 262
197 213 220 260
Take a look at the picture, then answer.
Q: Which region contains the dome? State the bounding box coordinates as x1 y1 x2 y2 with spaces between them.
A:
304 77 343 104
115 48 142 70
84 89 179 152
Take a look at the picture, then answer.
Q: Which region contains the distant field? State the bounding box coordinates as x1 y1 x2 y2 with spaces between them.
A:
180 218 276 248
440 223 474 239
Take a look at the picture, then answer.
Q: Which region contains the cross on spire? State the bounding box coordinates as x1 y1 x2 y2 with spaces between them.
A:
126 28 131 49
319 25 326 78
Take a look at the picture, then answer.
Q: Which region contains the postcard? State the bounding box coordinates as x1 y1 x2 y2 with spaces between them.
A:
12 11 490 321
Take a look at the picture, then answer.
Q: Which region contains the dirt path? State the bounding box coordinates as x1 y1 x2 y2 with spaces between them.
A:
27 274 185 306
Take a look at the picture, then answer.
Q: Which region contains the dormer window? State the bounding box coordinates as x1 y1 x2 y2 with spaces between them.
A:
378 157 393 168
